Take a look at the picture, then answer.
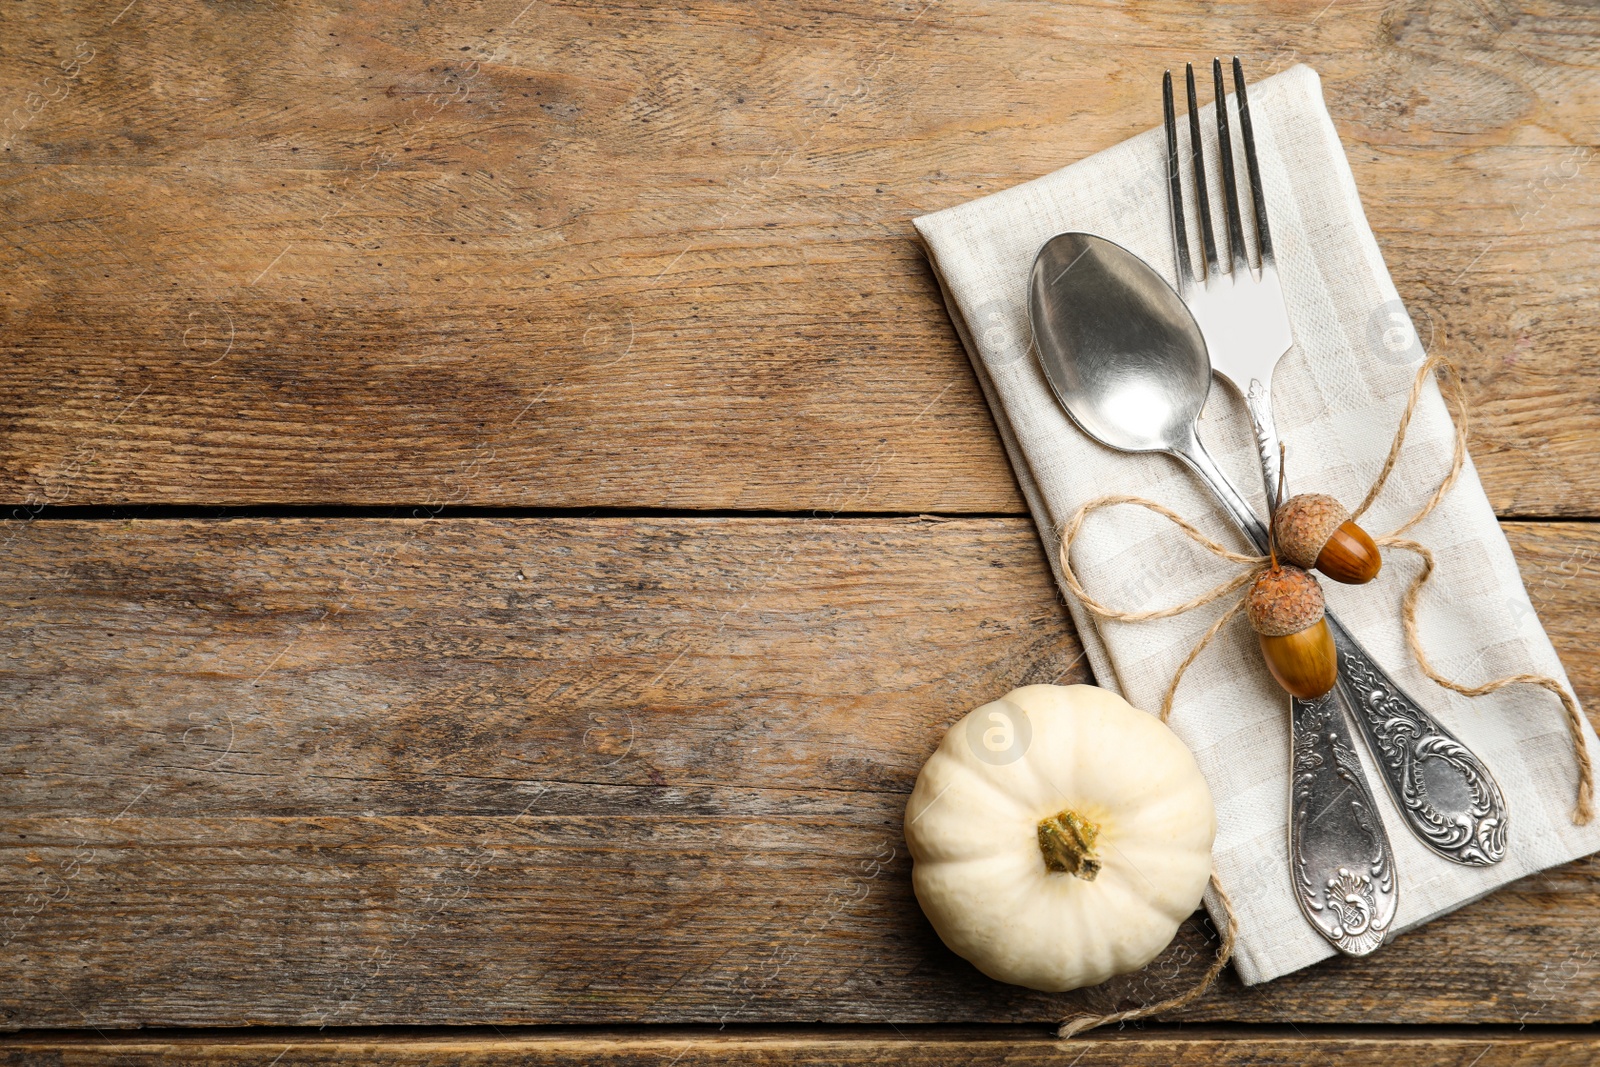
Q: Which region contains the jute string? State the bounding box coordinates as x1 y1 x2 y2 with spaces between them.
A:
1053 353 1594 1039
1057 872 1238 1038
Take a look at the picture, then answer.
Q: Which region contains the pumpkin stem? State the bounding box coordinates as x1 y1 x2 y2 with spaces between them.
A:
1037 808 1103 880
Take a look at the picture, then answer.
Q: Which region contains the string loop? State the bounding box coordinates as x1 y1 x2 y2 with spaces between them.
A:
1054 353 1593 1038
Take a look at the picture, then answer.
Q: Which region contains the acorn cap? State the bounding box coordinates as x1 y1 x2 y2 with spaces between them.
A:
1246 565 1326 637
1273 493 1350 571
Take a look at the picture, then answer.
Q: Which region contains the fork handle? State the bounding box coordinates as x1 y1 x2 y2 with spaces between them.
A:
1176 433 1397 955
1244 382 1283 513
1290 689 1397 954
1228 406 1511 867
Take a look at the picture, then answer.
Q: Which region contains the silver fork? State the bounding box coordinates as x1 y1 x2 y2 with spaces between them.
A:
1164 59 1509 870
1164 58 1290 508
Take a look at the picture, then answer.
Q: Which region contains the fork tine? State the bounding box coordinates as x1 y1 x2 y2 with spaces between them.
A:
1212 58 1248 275
1184 63 1219 279
1233 56 1275 265
1162 70 1194 287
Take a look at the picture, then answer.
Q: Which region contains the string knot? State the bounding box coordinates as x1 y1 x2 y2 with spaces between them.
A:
1054 353 1594 1036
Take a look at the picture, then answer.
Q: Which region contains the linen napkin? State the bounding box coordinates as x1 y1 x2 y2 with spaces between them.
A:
914 63 1600 985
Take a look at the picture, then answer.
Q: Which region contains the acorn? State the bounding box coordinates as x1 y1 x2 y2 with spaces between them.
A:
1246 563 1338 700
1273 493 1381 586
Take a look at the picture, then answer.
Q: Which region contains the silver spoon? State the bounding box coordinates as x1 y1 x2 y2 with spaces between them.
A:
1030 230 1509 866
1028 230 1396 955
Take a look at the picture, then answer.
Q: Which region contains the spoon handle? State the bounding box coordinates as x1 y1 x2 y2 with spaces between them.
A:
1173 430 1271 546
1325 614 1507 865
1177 434 1398 954
1178 428 1509 867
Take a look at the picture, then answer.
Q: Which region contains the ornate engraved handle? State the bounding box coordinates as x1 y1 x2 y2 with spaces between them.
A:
1187 402 1511 868
1291 690 1398 955
1327 618 1508 866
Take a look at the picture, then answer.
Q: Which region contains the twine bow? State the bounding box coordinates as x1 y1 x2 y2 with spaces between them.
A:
1055 353 1593 1039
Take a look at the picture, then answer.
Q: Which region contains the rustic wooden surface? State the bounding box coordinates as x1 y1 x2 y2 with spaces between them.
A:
2 0 1599 1061
0 518 1598 1035
7 1027 1600 1066
0 0 1597 513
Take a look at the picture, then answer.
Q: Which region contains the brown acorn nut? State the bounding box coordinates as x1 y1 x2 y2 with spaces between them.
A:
1273 493 1381 585
1246 564 1338 699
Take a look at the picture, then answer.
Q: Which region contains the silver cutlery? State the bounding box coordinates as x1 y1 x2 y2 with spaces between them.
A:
1028 229 1398 955
1162 58 1508 869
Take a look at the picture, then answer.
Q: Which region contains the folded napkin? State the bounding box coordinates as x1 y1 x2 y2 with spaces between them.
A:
914 63 1600 985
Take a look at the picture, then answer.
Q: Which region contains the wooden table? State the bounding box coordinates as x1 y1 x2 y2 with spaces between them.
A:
2 1 1597 1062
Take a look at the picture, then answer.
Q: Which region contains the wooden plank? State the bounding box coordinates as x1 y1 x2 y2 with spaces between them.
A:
1 1 1597 512
5 1027 1600 1066
1364 144 1600 518
2 516 1599 1028
0 516 1086 819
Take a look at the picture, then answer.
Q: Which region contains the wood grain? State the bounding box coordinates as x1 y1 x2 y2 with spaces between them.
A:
2 516 1598 1029
6 1027 1600 1066
1 0 1597 512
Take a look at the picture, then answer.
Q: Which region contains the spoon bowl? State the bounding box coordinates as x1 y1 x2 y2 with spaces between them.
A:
1027 232 1212 456
1026 229 1404 955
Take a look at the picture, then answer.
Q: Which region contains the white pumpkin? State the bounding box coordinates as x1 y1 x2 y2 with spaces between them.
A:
905 684 1216 992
